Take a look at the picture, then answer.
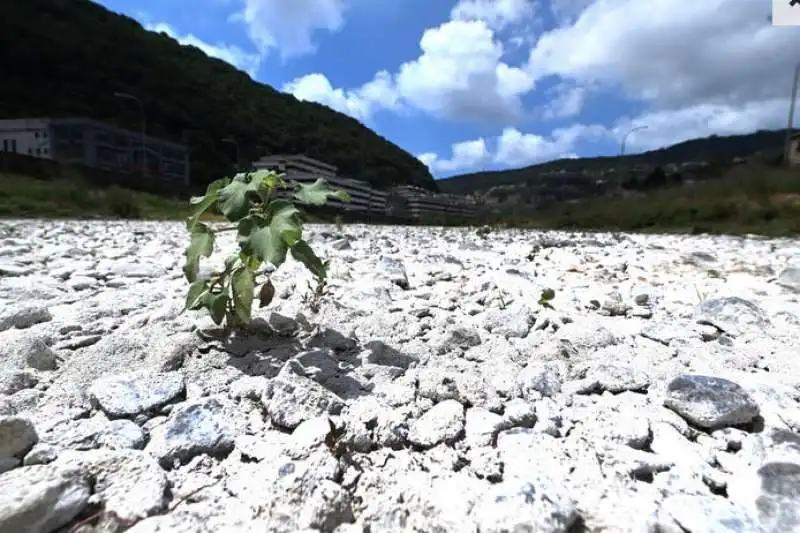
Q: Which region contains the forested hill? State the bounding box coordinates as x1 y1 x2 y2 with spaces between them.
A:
0 0 437 192
438 129 791 195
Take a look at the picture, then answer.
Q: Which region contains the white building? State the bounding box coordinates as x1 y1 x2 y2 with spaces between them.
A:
0 118 53 159
0 117 190 185
254 154 477 220
253 154 388 214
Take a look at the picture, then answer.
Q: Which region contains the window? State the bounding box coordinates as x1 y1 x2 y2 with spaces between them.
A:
10 139 17 153
1 139 6 151
35 148 41 156
34 132 39 139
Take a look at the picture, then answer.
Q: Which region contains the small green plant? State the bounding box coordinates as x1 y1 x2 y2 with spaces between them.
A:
182 169 349 327
538 288 556 309
302 272 328 313
334 213 344 232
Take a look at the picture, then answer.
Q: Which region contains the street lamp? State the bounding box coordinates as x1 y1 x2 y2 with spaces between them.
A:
620 125 647 156
784 62 800 167
114 92 147 177
617 125 647 195
221 137 241 171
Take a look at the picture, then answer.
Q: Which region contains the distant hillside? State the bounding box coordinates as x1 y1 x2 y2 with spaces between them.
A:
505 164 800 237
438 129 792 195
0 0 437 192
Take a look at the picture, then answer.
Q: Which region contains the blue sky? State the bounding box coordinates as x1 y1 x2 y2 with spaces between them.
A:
98 0 798 179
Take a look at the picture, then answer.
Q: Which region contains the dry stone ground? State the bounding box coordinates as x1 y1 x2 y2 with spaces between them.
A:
0 219 799 533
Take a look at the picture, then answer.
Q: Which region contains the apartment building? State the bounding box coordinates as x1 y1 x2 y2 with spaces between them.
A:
255 154 477 220
387 185 477 219
0 117 190 185
253 154 387 214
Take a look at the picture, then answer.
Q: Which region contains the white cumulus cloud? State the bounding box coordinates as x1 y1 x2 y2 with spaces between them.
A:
283 71 399 122
283 14 534 124
450 0 536 30
236 0 347 59
418 138 491 173
423 0 800 172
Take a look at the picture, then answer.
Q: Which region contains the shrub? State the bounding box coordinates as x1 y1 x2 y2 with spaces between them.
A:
105 186 142 218
182 169 349 327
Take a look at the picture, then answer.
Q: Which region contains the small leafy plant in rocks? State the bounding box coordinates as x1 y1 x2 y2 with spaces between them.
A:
182 169 349 327
538 288 556 309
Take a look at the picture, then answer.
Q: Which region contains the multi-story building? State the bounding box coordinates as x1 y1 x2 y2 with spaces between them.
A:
387 185 477 219
0 117 190 185
253 154 387 215
254 154 478 220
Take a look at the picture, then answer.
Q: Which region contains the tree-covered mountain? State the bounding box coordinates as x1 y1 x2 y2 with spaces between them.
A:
438 129 792 195
0 0 437 192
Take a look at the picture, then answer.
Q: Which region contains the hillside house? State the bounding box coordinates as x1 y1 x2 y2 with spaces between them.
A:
253 154 387 215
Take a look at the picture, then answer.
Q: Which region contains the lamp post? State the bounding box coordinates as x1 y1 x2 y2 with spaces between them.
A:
620 125 647 156
617 125 647 195
113 92 147 176
784 62 800 167
221 137 240 171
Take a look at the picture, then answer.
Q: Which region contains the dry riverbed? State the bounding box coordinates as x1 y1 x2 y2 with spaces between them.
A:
0 220 799 533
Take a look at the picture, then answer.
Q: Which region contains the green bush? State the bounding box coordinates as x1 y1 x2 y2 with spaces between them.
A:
183 169 349 327
105 186 142 218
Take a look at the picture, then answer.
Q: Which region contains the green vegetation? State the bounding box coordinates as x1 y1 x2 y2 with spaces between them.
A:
183 169 349 327
500 165 800 236
0 172 191 220
2 163 798 238
538 289 556 309
0 0 435 192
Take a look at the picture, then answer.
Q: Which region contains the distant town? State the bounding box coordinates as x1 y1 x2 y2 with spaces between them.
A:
0 116 478 220
1 116 798 222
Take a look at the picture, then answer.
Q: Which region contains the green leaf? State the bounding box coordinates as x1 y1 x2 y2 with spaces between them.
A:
251 169 287 192
217 173 263 221
185 279 209 310
224 254 240 272
538 288 556 308
231 266 255 324
291 240 327 279
183 222 214 282
293 179 350 206
186 178 227 231
266 173 287 191
267 200 303 246
205 292 228 325
237 202 303 266
245 255 260 270
237 215 288 267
